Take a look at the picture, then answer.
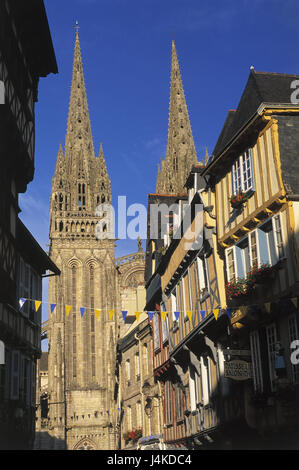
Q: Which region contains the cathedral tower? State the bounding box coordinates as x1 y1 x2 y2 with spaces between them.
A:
156 41 198 193
47 28 119 450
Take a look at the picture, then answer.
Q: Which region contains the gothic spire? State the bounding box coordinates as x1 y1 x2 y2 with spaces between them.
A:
65 27 95 158
156 41 197 194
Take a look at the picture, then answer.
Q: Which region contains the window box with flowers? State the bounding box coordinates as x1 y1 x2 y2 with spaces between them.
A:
123 428 142 445
230 191 252 210
247 263 275 285
225 276 255 300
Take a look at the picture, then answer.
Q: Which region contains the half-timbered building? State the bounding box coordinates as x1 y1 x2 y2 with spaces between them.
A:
203 69 299 448
0 0 58 449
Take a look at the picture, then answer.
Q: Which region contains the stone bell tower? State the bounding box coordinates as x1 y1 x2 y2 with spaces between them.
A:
47 27 119 450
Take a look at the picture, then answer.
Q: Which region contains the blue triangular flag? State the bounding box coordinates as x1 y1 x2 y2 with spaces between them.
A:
148 311 154 321
174 311 180 321
122 310 128 322
50 303 56 314
19 298 26 309
200 310 206 321
80 307 86 318
226 308 232 318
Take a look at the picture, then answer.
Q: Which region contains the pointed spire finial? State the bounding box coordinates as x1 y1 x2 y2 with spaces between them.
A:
75 20 80 34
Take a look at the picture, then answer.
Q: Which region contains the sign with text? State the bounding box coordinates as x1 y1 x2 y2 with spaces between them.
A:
224 360 252 381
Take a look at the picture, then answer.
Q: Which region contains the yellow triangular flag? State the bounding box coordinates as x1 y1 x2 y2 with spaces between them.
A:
213 309 219 321
95 309 101 319
187 310 193 321
35 300 42 312
109 310 114 320
161 311 167 321
135 311 141 321
65 305 72 316
264 302 271 313
291 298 298 308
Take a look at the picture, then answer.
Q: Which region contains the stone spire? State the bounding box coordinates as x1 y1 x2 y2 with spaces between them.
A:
156 41 197 194
65 28 95 159
50 28 111 237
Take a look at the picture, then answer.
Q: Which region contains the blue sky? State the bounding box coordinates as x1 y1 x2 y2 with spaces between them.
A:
18 0 299 326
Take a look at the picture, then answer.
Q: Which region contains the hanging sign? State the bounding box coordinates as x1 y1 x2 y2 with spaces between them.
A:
224 360 252 381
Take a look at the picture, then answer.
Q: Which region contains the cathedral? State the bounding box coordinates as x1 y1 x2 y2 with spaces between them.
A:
34 27 198 450
34 29 145 450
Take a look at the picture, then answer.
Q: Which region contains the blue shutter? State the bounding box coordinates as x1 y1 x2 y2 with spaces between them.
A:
235 246 244 278
258 228 270 265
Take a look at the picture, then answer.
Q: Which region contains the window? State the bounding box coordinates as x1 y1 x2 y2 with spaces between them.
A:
225 215 285 280
232 148 254 195
165 381 173 424
175 385 184 421
153 314 160 351
250 330 263 393
226 248 236 282
189 367 200 412
288 315 299 383
127 406 132 431
258 215 284 266
266 323 278 392
197 256 209 299
135 353 140 381
125 360 131 384
143 344 149 376
136 401 142 428
161 302 169 343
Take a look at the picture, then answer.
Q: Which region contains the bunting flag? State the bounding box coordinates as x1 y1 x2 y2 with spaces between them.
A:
148 311 154 321
291 297 298 308
35 300 42 312
122 310 128 322
200 310 206 321
109 310 114 320
264 302 271 313
95 309 101 319
65 305 72 316
135 311 141 321
174 311 180 321
80 307 86 318
226 308 232 319
50 303 56 314
187 310 193 321
213 309 219 321
19 298 26 309
161 311 167 322
117 408 121 413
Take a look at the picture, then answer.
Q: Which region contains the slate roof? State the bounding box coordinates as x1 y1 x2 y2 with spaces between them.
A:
213 70 299 158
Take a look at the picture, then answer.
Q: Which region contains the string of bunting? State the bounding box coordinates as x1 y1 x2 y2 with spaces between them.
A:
18 296 298 322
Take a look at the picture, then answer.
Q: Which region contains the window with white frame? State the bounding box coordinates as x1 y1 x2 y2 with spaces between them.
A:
197 256 209 299
266 323 278 392
153 314 160 351
225 215 285 280
288 315 299 383
250 330 263 393
232 148 254 195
